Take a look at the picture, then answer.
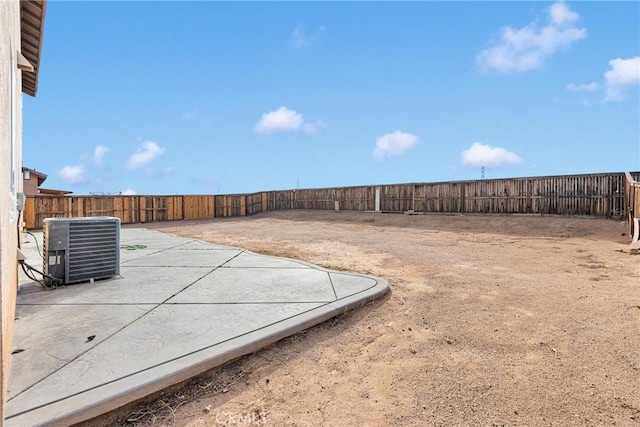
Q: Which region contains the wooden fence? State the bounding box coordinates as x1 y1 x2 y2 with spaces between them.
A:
271 172 636 216
23 172 640 229
24 195 214 229
624 172 640 238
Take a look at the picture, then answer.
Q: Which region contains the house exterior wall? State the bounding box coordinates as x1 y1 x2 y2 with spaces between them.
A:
0 0 24 421
23 175 39 196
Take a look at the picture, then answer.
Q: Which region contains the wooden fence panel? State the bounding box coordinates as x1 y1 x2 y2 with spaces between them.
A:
114 196 139 224
381 184 413 212
291 190 306 210
246 193 263 216
343 186 374 211
83 196 115 217
624 172 640 237
183 196 214 220
269 191 293 211
295 188 338 210
214 195 226 217
234 195 245 216
24 197 36 229
215 195 245 217
166 196 183 221
293 189 315 210
32 196 75 229
139 197 148 223
136 196 169 222
151 197 168 222
415 182 464 213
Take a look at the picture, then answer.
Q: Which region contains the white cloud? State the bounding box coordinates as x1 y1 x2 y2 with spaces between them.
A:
255 106 326 136
603 56 640 102
301 120 327 136
127 140 165 170
255 106 304 134
373 131 418 161
567 56 640 103
121 188 137 196
461 142 523 168
566 82 600 92
289 25 326 49
93 145 110 165
548 1 580 27
477 1 587 73
58 165 86 184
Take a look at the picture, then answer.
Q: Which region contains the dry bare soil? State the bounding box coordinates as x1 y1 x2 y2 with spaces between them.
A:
115 211 639 427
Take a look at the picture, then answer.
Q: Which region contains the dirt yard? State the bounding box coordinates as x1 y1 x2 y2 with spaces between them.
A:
112 211 639 427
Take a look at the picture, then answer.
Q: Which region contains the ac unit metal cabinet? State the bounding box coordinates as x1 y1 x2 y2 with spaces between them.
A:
43 217 120 286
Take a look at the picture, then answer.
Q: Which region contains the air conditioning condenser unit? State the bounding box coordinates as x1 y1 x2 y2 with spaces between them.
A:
43 217 120 286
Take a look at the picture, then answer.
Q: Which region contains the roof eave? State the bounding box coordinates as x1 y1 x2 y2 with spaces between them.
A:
20 1 47 97
22 167 48 181
38 189 73 195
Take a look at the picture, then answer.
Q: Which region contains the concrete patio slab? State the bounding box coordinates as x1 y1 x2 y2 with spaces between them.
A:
222 251 313 269
7 228 388 427
169 267 337 304
329 272 380 299
16 267 213 305
119 249 162 263
123 247 242 268
9 304 152 401
171 240 240 251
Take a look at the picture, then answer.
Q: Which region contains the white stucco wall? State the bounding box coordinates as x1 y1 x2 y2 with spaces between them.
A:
0 0 24 421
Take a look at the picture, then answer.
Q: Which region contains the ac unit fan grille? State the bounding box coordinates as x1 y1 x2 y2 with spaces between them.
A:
67 221 119 283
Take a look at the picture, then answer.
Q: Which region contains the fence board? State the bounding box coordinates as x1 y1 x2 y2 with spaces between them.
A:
625 172 640 238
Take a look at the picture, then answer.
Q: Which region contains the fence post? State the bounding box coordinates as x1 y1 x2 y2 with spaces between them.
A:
140 197 147 223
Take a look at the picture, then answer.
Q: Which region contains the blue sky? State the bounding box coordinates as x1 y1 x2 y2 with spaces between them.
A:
23 1 640 195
